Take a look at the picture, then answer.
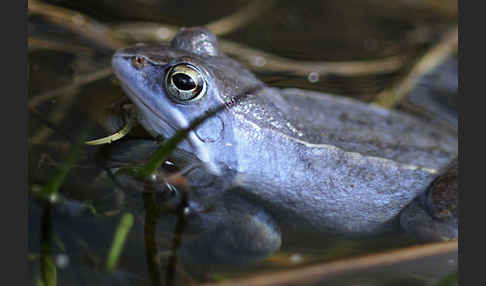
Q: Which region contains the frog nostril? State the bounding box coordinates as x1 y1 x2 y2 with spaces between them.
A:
131 56 146 70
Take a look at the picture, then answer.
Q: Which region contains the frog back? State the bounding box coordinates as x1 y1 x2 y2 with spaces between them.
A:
228 87 457 236
231 87 457 171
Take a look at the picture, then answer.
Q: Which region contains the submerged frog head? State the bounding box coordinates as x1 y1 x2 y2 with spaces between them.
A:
112 27 261 170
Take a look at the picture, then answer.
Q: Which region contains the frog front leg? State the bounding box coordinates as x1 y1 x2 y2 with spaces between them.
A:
399 159 458 242
177 194 282 272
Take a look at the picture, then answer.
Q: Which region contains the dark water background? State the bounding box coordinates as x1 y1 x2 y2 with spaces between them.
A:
28 0 458 285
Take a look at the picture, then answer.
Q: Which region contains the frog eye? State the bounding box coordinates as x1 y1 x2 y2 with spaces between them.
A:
165 63 206 103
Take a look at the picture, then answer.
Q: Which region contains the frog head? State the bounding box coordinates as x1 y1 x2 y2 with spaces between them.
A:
112 27 262 173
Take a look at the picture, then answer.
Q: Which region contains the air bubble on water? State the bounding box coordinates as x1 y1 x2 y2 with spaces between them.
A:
49 194 58 203
149 173 158 182
156 27 171 40
55 254 70 269
308 72 319 83
250 56 266 67
183 207 191 216
290 253 302 264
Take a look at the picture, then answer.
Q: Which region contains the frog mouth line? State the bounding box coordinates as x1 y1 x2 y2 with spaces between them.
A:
84 84 175 145
120 83 177 133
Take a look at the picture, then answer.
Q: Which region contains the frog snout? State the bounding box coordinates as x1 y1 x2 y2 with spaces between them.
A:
111 53 129 80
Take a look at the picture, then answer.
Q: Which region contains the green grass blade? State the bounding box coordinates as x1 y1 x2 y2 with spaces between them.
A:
38 134 86 286
136 110 214 177
106 213 134 272
40 253 57 286
40 205 56 286
37 136 83 202
436 271 458 286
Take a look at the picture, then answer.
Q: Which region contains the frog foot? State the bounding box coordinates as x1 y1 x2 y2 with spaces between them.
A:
400 159 458 242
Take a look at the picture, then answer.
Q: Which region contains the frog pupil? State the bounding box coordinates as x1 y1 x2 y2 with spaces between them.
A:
173 73 196 91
